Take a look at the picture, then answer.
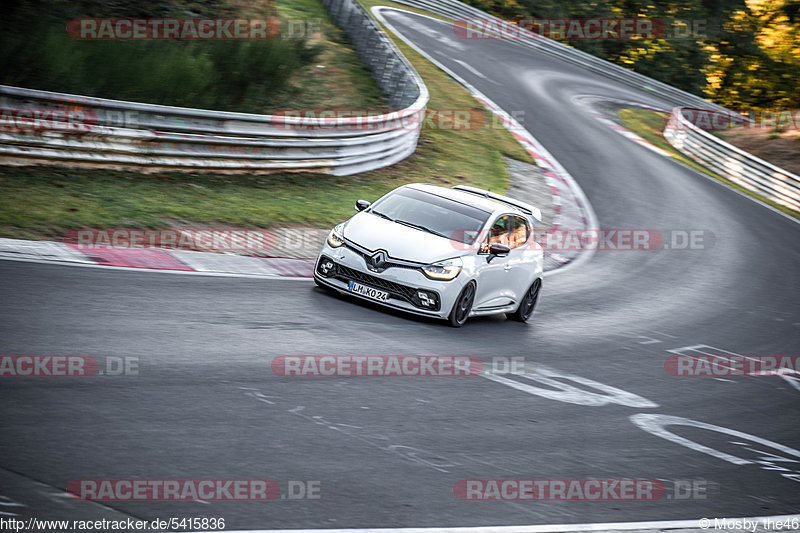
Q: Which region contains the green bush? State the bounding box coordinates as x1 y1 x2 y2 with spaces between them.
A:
0 1 320 112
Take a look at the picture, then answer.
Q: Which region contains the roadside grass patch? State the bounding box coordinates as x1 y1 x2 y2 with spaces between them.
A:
619 109 799 220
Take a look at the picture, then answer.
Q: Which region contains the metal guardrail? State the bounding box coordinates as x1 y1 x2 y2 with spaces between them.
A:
0 0 429 176
664 109 800 212
386 0 729 112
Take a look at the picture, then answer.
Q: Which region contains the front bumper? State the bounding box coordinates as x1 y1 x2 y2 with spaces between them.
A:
313 243 465 319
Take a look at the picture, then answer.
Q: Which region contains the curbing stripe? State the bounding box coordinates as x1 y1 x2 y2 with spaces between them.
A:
67 245 193 271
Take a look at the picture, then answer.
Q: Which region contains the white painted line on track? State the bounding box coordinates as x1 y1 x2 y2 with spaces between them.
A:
450 58 490 81
481 366 658 408
630 413 800 468
193 513 800 533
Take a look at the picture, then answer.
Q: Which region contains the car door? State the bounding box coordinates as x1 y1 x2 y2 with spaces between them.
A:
504 215 535 298
473 215 516 310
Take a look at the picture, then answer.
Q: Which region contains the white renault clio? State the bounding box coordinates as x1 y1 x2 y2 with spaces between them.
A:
314 184 543 327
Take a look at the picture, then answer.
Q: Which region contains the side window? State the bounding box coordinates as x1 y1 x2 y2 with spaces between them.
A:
480 216 510 253
489 216 510 246
508 216 529 248
480 215 529 253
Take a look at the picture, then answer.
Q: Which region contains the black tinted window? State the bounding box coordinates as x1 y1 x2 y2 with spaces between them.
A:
370 188 491 244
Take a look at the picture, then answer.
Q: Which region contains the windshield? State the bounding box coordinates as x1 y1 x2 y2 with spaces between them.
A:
369 187 491 244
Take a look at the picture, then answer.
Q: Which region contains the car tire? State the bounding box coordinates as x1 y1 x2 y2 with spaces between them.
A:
507 278 541 322
448 281 476 328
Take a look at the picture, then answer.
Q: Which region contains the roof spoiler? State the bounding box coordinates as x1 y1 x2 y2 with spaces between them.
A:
452 185 542 222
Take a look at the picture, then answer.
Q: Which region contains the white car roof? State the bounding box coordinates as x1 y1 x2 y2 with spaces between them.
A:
404 183 539 221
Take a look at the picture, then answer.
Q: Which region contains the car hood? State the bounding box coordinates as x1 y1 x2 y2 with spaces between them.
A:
343 212 466 264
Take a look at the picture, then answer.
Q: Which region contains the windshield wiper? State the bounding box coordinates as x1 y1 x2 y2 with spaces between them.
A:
370 210 394 222
395 220 447 238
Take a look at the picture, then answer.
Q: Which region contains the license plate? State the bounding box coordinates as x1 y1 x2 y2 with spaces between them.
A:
348 281 389 302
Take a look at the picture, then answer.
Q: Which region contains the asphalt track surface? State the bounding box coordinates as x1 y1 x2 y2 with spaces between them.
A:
1 9 799 531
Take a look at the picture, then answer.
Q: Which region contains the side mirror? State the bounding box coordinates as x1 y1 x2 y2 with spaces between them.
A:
487 243 510 262
355 199 371 212
489 243 510 256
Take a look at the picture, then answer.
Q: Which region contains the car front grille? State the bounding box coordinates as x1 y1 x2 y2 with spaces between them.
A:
343 242 423 273
334 263 418 302
316 256 441 311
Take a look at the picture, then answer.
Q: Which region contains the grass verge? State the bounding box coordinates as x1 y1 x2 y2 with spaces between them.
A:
618 109 799 220
267 0 389 110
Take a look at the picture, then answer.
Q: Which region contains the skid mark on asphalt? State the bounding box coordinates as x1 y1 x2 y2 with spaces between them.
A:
242 387 461 474
239 386 592 521
241 388 280 405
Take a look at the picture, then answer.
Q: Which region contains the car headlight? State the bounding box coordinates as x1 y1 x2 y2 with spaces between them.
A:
422 257 462 280
327 224 345 248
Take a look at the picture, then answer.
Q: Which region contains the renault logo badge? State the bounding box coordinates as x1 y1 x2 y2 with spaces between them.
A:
367 250 388 272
